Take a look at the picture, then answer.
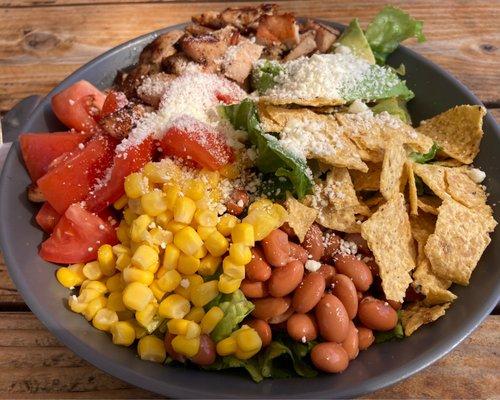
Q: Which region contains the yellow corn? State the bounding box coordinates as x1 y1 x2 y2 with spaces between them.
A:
166 220 187 234
122 267 154 286
116 221 131 245
68 263 86 281
123 208 137 225
122 282 153 311
82 296 107 321
163 183 182 210
234 326 262 352
198 254 221 276
167 319 201 339
177 253 200 275
174 274 203 300
107 291 126 312
137 335 166 363
222 257 245 280
128 198 144 215
185 306 205 323
92 308 118 331
173 197 196 224
157 269 182 292
155 210 174 229
128 319 147 339
219 164 239 179
248 199 273 213
159 294 190 319
78 288 101 303
204 231 229 257
197 225 217 240
117 309 134 321
217 214 240 237
192 245 207 259
113 195 128 210
131 244 158 270
216 336 237 356
135 302 158 328
124 173 149 199
235 347 260 360
174 227 203 256
199 169 219 188
141 190 168 216
143 160 180 184
110 321 135 346
148 227 173 248
81 280 108 294
115 253 131 271
130 214 152 242
200 306 224 334
184 179 206 201
82 261 103 281
106 274 125 292
112 244 130 256
162 244 180 270
149 281 166 302
56 267 80 288
68 295 87 314
97 244 116 276
218 274 242 294
190 281 219 307
243 204 287 241
171 335 200 357
231 223 255 246
228 243 252 265
194 209 218 227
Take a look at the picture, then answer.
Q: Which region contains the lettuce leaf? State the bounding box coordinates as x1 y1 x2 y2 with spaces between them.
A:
365 6 426 64
375 311 405 343
371 97 412 124
337 18 376 64
409 143 441 164
220 99 313 199
259 340 318 379
203 356 263 383
251 60 284 94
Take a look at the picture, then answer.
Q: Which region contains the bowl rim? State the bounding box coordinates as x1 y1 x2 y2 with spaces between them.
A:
1 19 499 399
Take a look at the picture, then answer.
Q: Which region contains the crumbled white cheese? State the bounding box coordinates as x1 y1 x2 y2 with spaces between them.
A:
180 279 190 288
467 167 486 183
348 99 370 114
339 239 358 255
305 260 321 272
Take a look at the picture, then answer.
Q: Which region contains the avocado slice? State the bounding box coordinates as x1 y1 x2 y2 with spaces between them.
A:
337 19 376 64
371 97 412 124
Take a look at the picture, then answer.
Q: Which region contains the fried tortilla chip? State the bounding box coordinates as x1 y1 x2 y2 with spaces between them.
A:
284 194 318 243
424 198 497 285
361 194 416 302
432 159 464 168
445 167 488 209
406 162 419 215
416 105 486 164
417 196 441 215
351 162 382 192
410 212 436 254
380 143 407 201
413 256 456 306
401 302 450 336
412 163 448 199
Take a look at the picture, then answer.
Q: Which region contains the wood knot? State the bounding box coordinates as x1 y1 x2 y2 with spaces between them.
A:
480 44 496 53
23 30 60 51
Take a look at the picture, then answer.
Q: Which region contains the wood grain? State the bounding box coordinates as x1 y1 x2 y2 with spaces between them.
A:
0 0 499 114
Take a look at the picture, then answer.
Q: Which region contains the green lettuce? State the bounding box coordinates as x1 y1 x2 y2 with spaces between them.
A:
203 356 263 383
220 99 313 199
365 6 426 64
371 97 412 124
375 311 404 343
338 18 376 64
209 290 254 342
259 340 318 379
409 143 441 163
251 60 284 94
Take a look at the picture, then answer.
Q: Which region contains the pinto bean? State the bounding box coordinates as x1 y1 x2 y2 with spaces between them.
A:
317 264 336 286
344 233 370 255
358 297 398 331
164 333 186 362
386 299 402 311
225 189 250 216
341 321 359 360
334 254 373 292
315 294 349 343
245 248 271 282
289 242 308 264
252 296 291 321
331 274 358 320
322 232 341 262
247 319 272 347
311 342 349 373
280 222 296 238
286 313 318 342
268 306 294 324
302 223 325 261
268 260 304 297
240 280 268 298
261 229 290 267
190 334 216 366
357 326 375 350
292 272 325 313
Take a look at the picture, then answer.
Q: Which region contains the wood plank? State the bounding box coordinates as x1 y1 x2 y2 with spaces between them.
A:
0 254 24 307
0 0 498 114
0 312 497 398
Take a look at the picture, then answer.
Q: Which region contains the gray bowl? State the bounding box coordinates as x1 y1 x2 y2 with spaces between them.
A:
0 21 499 399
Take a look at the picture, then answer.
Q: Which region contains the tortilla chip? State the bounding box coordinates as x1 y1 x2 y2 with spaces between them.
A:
258 105 367 172
413 256 456 306
401 302 450 336
260 96 345 108
363 194 385 208
361 194 416 302
284 194 318 243
424 198 497 285
445 168 488 209
432 159 464 168
412 163 449 199
317 209 361 233
416 105 486 164
380 143 407 200
410 212 436 253
406 162 419 215
351 163 381 192
417 196 441 215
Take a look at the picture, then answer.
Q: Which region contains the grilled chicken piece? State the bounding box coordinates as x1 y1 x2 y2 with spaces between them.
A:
99 104 146 140
212 25 240 46
137 73 175 107
138 30 184 65
192 10 223 29
120 63 159 99
28 184 45 203
193 4 278 31
256 13 300 49
284 30 317 61
178 34 229 65
302 20 339 53
185 23 214 36
162 53 192 75
222 40 263 84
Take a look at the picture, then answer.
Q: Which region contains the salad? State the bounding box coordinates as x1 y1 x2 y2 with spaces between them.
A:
18 4 496 381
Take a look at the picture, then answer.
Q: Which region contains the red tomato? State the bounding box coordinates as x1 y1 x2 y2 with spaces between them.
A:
51 80 106 132
100 91 128 118
85 137 155 212
35 203 61 234
160 117 234 171
40 203 117 264
37 135 118 214
19 131 92 182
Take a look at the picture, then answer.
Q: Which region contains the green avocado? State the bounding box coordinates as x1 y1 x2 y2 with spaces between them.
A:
338 19 376 64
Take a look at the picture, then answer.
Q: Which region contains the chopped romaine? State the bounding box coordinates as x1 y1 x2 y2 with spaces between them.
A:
375 312 405 343
371 97 412 124
203 356 263 383
410 143 441 163
259 340 318 379
251 60 284 94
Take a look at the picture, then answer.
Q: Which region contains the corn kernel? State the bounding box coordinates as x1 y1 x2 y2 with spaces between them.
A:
97 244 116 276
81 280 108 294
82 261 102 281
141 190 168 216
78 288 101 303
235 327 262 352
115 253 131 271
174 274 203 300
122 282 153 311
107 291 126 312
200 306 224 334
167 319 201 339
159 294 190 319
124 173 148 199
148 227 173 248
166 220 187 234
248 199 273 213
199 169 219 188
117 221 131 245
163 183 182 210
197 225 217 240
173 197 196 224
157 269 182 292
198 254 221 276
112 244 130 256
113 195 128 210
231 223 255 246
219 164 239 179
235 347 260 360
171 335 200 357
217 214 240 237
162 244 180 270
174 227 203 256
218 274 241 294
106 274 125 292
130 214 152 242
177 253 200 275
190 281 219 307
194 209 218 227
143 160 179 184
92 308 118 331
204 231 229 257
147 261 160 274
82 296 107 321
123 208 137 225
222 257 245 280
135 302 159 328
243 210 279 241
128 198 144 215
149 281 166 301
137 335 166 363
192 245 207 259
128 319 147 339
228 243 252 265
155 210 174 229
67 263 86 284
216 336 237 356
110 321 135 346
68 295 87 314
184 179 206 201
131 244 159 270
185 306 205 323
56 267 79 288
123 267 154 286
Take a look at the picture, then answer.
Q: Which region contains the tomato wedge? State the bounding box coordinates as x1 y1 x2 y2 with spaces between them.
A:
160 116 234 171
19 131 92 182
100 91 128 118
35 203 61 234
51 80 106 132
40 203 117 264
37 135 118 214
85 137 155 212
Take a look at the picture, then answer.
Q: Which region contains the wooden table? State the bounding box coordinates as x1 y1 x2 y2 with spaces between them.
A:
0 0 499 398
